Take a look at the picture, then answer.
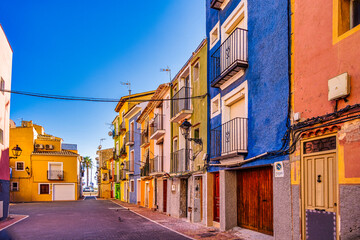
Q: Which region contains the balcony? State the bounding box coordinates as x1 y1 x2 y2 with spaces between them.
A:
119 121 126 134
112 129 119 139
141 161 150 177
47 170 64 180
150 156 164 175
125 131 134 146
120 170 127 180
211 28 248 88
210 0 225 10
210 117 248 160
171 149 191 173
120 144 127 158
171 87 192 122
141 128 150 147
150 114 165 140
124 160 134 174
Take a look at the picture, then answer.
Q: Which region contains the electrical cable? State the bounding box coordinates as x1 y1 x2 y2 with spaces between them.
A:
0 89 207 103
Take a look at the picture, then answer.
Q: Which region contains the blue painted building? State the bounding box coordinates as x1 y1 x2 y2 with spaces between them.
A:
205 0 291 236
125 103 146 204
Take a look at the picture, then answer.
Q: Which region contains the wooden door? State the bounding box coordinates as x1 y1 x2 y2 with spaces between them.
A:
303 153 337 239
163 180 167 212
213 172 220 222
237 167 273 235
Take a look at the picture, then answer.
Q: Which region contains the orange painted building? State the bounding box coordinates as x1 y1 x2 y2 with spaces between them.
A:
291 1 360 239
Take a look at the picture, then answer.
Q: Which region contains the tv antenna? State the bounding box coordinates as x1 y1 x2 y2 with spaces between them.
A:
160 66 171 82
120 81 131 96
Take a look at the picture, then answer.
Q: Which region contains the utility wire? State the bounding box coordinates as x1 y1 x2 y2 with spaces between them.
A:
0 89 207 103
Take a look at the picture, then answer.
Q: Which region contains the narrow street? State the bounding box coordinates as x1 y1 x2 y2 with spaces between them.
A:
1 199 191 240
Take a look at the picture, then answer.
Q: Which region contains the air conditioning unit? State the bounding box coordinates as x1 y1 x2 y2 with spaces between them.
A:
46 144 54 150
35 144 44 149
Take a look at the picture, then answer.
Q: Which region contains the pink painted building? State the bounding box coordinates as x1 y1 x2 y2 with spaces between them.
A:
290 1 360 239
0 24 13 220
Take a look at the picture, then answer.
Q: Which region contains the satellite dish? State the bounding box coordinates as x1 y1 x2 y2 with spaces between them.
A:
98 145 102 150
108 131 112 136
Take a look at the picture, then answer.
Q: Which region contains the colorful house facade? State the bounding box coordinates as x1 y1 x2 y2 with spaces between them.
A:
0 24 13 220
10 121 82 202
169 39 208 222
290 0 360 239
137 84 171 212
96 148 113 199
206 0 290 236
113 91 155 203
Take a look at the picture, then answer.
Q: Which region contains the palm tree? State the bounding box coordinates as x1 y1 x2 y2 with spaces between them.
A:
82 156 92 187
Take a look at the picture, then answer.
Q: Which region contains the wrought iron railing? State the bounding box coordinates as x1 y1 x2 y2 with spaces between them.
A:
171 87 191 118
211 28 248 85
150 156 163 173
210 117 248 158
47 170 64 180
120 144 127 158
150 114 164 135
124 160 134 172
141 161 150 177
171 149 192 173
141 128 150 146
125 131 134 145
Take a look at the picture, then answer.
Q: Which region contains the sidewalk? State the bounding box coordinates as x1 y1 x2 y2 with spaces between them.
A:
0 214 28 232
112 200 241 240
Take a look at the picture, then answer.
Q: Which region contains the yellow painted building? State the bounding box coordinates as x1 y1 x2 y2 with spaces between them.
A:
9 121 82 202
113 90 155 203
96 148 113 199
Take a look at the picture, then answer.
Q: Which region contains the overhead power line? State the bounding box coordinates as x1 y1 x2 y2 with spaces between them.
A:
0 89 207 103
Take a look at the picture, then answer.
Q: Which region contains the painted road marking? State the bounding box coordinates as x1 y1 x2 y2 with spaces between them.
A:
111 200 194 240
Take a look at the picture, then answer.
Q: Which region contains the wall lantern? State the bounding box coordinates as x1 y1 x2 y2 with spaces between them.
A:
25 166 30 175
180 119 192 139
10 145 22 159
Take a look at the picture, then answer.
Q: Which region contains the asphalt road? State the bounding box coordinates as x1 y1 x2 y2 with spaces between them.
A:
1 199 190 240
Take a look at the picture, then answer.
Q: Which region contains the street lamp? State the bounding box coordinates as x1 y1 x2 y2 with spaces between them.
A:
10 145 22 159
25 166 30 175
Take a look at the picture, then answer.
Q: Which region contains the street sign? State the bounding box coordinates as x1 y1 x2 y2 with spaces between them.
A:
274 161 284 178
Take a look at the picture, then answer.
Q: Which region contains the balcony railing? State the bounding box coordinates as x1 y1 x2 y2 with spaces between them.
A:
47 170 64 180
141 161 150 177
120 121 126 134
150 114 165 139
210 117 248 159
171 149 191 173
141 128 150 146
211 28 248 88
125 131 134 146
120 144 127 158
150 156 163 173
171 87 191 120
125 160 134 173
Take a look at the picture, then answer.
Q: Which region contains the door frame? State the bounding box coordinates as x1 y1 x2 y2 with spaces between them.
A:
300 133 339 240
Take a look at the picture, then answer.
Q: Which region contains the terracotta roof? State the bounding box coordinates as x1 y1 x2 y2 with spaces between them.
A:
32 150 79 156
137 83 170 123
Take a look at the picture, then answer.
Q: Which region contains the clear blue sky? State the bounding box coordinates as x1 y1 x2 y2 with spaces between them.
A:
0 0 205 184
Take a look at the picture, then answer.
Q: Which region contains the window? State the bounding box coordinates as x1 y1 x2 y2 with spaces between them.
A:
337 0 360 36
39 184 50 194
130 180 135 192
11 182 19 191
211 94 221 118
130 150 134 172
0 128 3 144
210 22 220 49
194 128 200 139
16 162 24 171
0 77 4 94
116 141 120 156
193 62 200 81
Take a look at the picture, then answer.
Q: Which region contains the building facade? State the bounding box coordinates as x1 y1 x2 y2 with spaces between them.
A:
0 24 13 220
10 121 82 202
290 0 360 239
96 148 113 199
169 39 208 222
206 0 290 236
